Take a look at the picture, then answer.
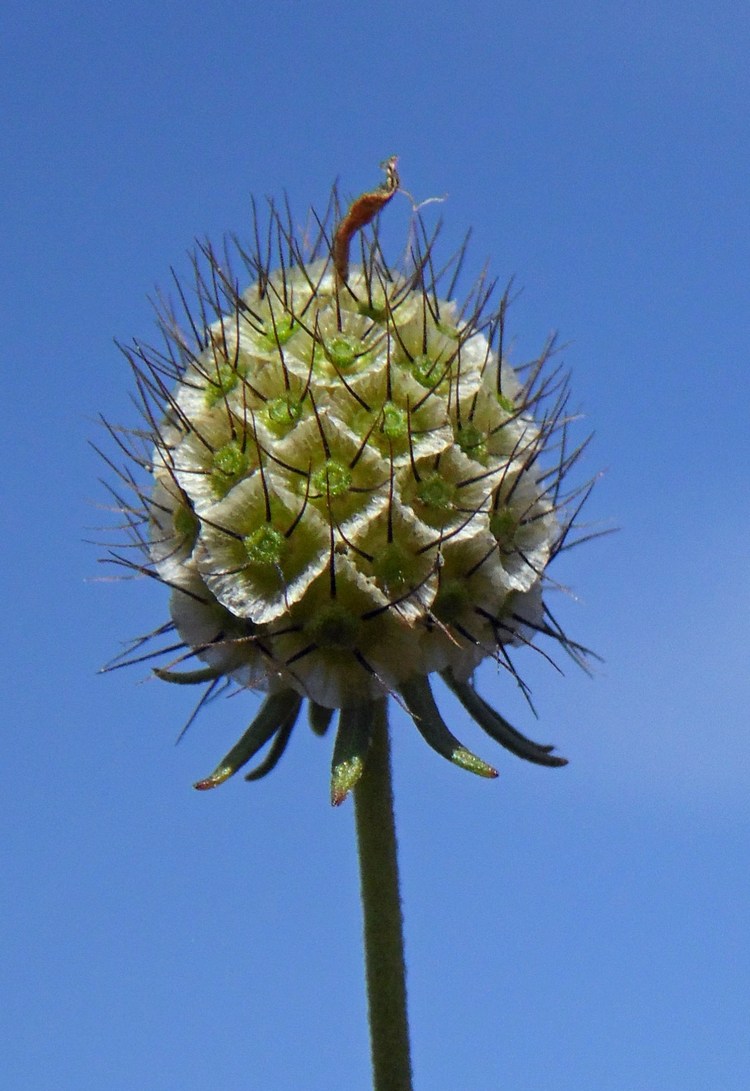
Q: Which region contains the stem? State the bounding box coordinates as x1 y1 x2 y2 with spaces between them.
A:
354 700 413 1091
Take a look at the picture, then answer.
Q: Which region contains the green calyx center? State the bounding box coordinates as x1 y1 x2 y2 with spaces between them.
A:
211 441 249 495
381 401 407 440
243 525 286 567
489 505 518 547
172 503 198 543
205 362 241 407
416 471 455 510
358 300 387 322
436 319 460 340
456 422 486 461
312 459 352 497
213 441 247 477
259 313 297 349
308 602 361 650
372 542 418 591
432 579 471 623
325 334 365 371
410 354 444 389
266 394 303 434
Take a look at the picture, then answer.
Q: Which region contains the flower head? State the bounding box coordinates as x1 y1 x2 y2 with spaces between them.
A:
102 159 597 802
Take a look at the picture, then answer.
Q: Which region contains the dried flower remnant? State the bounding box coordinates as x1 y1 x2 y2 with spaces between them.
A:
101 160 597 803
333 155 400 283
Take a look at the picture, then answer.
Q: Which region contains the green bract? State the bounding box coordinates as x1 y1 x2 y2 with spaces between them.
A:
104 166 596 801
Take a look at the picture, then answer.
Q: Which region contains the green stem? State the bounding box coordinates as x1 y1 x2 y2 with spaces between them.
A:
354 700 413 1091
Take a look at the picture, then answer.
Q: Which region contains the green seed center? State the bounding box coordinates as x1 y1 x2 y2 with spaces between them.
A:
172 503 198 542
205 362 239 407
312 459 352 497
416 472 455 510
373 543 417 591
381 401 407 440
309 603 361 649
259 314 297 349
456 423 485 458
213 441 248 479
489 506 518 547
326 335 364 370
411 354 442 389
432 579 470 623
243 525 286 567
266 395 303 433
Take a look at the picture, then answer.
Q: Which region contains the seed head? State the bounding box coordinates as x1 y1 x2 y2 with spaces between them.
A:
101 159 598 801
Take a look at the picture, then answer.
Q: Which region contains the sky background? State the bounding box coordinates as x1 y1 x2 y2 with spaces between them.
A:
2 1 749 1088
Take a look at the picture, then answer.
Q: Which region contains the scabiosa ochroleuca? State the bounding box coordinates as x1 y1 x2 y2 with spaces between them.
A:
101 158 596 804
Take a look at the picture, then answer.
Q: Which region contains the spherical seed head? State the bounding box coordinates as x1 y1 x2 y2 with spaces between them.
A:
104 161 596 790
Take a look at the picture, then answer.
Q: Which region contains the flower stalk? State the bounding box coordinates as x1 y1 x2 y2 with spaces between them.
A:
354 701 412 1091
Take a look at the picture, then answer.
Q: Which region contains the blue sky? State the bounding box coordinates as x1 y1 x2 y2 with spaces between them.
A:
3 1 749 1088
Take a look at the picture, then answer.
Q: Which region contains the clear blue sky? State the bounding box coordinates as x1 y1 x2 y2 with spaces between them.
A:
3 2 749 1088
